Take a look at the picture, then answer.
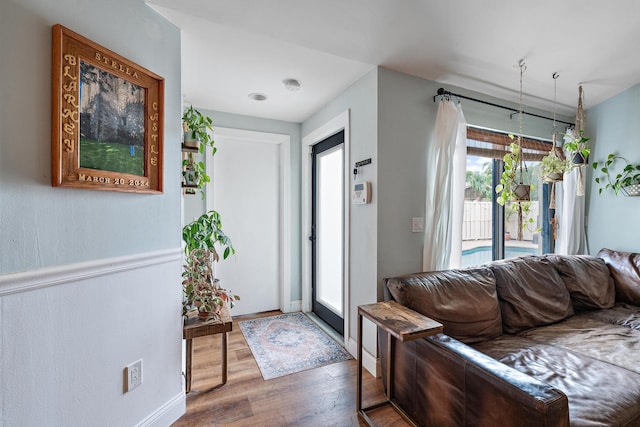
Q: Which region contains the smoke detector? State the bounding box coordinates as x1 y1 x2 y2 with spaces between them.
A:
283 78 301 91
248 93 268 101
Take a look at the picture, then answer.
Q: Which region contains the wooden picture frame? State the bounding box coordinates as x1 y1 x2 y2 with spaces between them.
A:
52 24 164 193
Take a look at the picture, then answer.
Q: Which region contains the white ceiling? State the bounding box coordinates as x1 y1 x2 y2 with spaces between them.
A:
147 0 640 123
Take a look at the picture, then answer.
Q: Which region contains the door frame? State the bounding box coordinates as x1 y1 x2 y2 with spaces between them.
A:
302 110 350 344
206 127 292 313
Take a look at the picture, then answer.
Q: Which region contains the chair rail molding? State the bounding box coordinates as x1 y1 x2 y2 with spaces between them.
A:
0 248 182 296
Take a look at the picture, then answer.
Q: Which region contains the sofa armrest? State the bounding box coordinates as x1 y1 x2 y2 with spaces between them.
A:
379 331 569 426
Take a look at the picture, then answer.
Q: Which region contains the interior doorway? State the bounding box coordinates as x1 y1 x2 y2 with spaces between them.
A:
311 131 345 335
206 127 291 316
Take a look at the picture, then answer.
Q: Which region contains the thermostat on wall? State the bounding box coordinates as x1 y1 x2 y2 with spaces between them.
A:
352 182 371 204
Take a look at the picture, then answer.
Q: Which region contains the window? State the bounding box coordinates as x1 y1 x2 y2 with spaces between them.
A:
461 127 553 267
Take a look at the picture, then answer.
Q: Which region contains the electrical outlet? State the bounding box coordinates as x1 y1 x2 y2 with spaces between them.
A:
125 359 143 392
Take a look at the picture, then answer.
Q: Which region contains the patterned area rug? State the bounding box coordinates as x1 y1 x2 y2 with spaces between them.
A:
239 312 352 380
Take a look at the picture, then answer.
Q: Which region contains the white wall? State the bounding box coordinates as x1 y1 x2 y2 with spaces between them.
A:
585 82 640 254
182 110 302 301
0 0 184 425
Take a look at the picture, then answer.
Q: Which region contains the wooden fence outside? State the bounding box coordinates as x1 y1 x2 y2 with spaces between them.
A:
463 201 539 241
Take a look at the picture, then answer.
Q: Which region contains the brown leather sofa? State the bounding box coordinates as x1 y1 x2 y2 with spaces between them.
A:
381 248 640 426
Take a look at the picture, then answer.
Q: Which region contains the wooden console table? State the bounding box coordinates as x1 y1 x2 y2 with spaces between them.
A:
357 301 443 426
183 306 232 393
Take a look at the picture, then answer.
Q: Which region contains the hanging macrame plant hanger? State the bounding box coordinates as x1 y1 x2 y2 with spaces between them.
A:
512 60 531 202
574 85 587 196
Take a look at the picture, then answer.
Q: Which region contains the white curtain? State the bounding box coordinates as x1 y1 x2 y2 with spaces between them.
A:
556 132 588 255
423 100 467 271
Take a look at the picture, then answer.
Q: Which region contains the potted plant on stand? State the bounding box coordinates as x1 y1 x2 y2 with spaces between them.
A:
182 155 209 189
182 105 215 150
182 210 238 320
592 153 640 196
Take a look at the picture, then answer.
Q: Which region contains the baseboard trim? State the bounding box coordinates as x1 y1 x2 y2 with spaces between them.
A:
0 248 182 296
135 391 185 427
289 299 302 312
347 337 380 378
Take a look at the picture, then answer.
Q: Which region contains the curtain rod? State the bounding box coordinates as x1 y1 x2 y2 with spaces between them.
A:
434 88 574 127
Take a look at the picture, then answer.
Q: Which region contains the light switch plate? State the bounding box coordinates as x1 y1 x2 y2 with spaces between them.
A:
412 217 424 233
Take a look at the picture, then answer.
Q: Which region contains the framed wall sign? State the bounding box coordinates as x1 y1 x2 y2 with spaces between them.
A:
52 24 164 193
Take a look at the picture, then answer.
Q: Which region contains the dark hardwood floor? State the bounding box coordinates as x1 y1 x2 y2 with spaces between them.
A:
172 311 407 426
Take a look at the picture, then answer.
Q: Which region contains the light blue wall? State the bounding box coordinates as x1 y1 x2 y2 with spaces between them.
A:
182 109 302 300
585 83 640 254
0 0 182 275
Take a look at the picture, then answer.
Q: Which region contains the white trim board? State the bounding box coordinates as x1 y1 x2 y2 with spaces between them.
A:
136 391 185 427
0 248 182 296
301 110 351 347
347 337 380 378
206 127 292 313
290 299 302 312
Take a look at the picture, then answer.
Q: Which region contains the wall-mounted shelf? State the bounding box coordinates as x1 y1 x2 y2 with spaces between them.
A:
182 184 197 195
182 143 199 153
182 142 199 195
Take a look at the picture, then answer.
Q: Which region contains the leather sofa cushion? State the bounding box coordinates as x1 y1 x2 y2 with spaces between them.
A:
597 248 640 305
518 313 640 375
489 256 574 334
472 334 640 427
384 268 502 343
586 302 640 330
547 255 615 310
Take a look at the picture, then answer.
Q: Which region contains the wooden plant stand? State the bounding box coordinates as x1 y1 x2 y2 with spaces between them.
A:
183 306 232 393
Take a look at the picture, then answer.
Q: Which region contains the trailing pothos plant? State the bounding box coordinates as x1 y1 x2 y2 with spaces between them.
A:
182 105 215 151
182 210 235 259
182 106 217 197
496 138 533 205
592 153 640 196
181 157 210 189
540 146 572 182
563 130 591 165
496 137 537 239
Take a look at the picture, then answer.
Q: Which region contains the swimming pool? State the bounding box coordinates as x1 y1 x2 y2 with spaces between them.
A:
461 245 539 268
